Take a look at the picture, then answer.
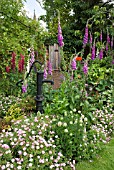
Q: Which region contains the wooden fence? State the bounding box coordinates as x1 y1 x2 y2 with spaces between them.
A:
49 43 61 70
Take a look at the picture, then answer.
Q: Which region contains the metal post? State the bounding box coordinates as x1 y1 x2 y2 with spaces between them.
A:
35 71 44 113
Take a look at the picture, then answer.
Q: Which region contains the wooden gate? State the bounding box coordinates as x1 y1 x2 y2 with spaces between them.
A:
49 43 61 70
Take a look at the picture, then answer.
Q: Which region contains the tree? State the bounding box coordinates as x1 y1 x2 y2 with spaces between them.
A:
0 0 46 54
37 0 114 56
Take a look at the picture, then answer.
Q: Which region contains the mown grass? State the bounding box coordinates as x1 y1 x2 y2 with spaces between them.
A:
76 137 114 170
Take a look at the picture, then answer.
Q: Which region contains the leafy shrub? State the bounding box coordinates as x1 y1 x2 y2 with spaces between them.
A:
0 95 21 118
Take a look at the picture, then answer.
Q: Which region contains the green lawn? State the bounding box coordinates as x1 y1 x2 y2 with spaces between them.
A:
76 137 114 170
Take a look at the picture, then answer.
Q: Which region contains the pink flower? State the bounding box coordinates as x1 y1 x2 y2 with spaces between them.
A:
2 144 10 149
71 59 77 70
11 52 16 70
83 25 88 47
48 60 52 75
43 68 47 79
6 66 10 73
83 63 88 75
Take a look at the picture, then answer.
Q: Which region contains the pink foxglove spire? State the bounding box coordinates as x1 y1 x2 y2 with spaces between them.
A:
57 21 64 47
83 25 88 48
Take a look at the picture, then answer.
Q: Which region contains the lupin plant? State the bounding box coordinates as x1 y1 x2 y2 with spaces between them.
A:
11 52 16 71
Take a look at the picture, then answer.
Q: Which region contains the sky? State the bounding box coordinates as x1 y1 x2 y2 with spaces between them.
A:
23 0 46 19
23 0 112 19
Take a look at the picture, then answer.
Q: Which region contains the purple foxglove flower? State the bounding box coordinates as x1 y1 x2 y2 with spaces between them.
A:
106 43 108 51
99 48 103 60
107 34 110 44
30 48 35 67
89 32 92 45
83 63 88 75
48 60 52 75
111 36 113 49
83 25 88 47
22 84 27 93
112 60 114 64
43 68 47 79
91 43 96 60
58 21 64 47
71 59 77 70
100 31 102 42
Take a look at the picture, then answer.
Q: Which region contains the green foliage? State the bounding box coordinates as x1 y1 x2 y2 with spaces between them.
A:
39 0 113 55
0 95 22 118
5 104 24 122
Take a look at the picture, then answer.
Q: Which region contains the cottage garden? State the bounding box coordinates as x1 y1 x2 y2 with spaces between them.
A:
0 1 114 170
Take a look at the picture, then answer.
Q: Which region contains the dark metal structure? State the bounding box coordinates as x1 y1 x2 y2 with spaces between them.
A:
16 60 54 113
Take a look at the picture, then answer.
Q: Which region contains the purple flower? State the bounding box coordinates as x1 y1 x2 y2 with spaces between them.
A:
100 31 102 42
30 48 35 67
91 43 96 60
112 60 114 64
107 34 110 44
57 21 64 47
106 43 108 51
48 60 52 75
99 48 103 60
83 63 88 75
43 68 47 79
22 84 27 93
89 32 92 46
71 59 77 70
83 25 88 47
111 36 113 49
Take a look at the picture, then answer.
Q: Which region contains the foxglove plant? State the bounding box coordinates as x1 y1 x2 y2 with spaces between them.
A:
57 21 64 47
111 36 113 49
47 60 52 75
30 48 35 67
100 31 102 42
106 33 110 51
89 32 93 48
83 62 88 75
91 43 96 60
99 48 103 60
22 83 27 93
43 68 47 79
71 59 77 70
83 25 88 48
